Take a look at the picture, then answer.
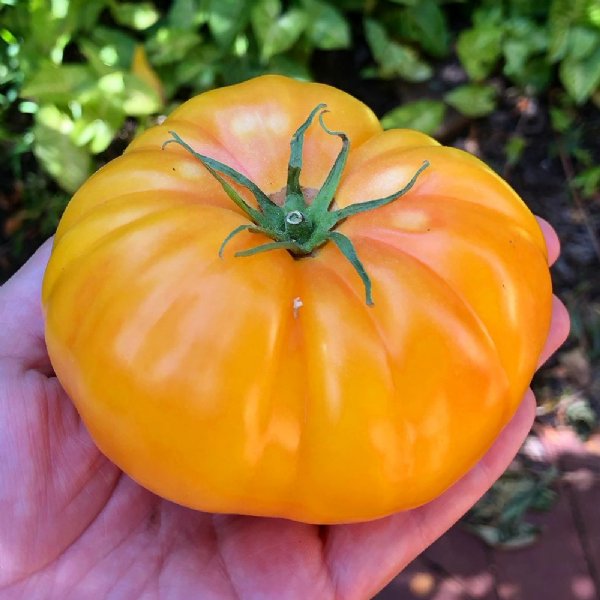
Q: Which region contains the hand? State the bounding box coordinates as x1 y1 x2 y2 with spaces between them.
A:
0 221 568 600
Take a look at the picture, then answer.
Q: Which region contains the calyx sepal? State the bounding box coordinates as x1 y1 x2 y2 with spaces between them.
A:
162 106 429 305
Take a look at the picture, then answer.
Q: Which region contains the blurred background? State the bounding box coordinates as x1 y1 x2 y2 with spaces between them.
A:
1 1 599 598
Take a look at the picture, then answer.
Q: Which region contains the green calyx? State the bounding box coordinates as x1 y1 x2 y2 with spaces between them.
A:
162 105 429 305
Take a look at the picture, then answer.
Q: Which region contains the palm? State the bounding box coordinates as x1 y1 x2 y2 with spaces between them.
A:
1 227 568 600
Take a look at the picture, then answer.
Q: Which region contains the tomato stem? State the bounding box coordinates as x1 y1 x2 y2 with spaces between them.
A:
162 107 430 305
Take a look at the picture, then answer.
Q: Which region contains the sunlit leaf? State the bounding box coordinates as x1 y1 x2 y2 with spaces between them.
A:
109 1 160 30
21 64 95 104
33 110 92 193
70 117 117 153
91 26 137 68
36 104 73 134
252 0 308 62
69 96 126 153
98 72 162 115
79 40 115 75
208 0 250 48
146 27 202 65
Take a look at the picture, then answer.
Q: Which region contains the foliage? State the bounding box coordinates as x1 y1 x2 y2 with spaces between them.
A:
0 0 351 193
1 0 599 194
454 0 600 112
464 460 558 549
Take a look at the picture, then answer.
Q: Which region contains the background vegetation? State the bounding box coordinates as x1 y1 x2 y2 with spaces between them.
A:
1 0 599 549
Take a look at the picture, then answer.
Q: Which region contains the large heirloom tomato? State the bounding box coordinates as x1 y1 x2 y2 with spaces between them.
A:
42 75 552 524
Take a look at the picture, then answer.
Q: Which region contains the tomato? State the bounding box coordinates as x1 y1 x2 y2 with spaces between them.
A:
42 75 552 524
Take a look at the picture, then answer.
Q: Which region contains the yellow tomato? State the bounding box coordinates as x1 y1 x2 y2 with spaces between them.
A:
42 75 552 524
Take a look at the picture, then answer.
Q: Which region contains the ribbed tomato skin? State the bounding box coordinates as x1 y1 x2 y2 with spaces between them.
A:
42 75 552 523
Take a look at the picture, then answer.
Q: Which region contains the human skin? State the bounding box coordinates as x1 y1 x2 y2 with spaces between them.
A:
0 221 568 600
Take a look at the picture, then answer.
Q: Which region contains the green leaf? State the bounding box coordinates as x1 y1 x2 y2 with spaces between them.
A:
70 117 117 154
504 17 547 51
69 0 107 32
208 0 250 48
109 1 160 30
364 19 432 81
510 55 552 92
21 64 95 104
69 95 126 154
549 105 575 131
70 87 127 152
173 45 220 91
23 1 71 59
381 100 445 135
79 39 116 75
505 134 527 166
97 72 162 116
457 26 503 81
548 0 591 61
567 25 599 60
503 39 532 77
219 59 265 85
506 0 547 20
445 84 497 118
472 3 504 28
146 27 203 65
168 0 205 30
91 26 137 68
572 165 600 198
502 19 550 90
33 107 92 193
332 0 373 7
560 45 600 103
252 0 308 62
589 0 600 27
302 0 350 50
268 54 313 79
402 0 450 57
549 25 570 62
35 104 73 133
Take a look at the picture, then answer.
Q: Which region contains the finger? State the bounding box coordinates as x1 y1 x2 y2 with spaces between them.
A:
533 217 569 365
536 216 560 266
325 391 536 600
537 295 570 368
0 239 53 370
